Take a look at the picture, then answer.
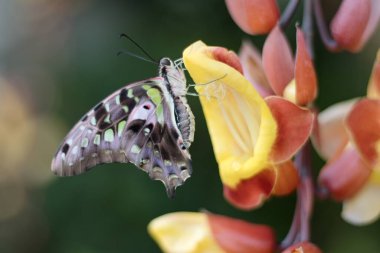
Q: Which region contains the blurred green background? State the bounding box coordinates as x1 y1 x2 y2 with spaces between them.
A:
0 0 379 252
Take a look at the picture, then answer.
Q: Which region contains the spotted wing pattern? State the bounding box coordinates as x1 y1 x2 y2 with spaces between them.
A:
51 77 191 196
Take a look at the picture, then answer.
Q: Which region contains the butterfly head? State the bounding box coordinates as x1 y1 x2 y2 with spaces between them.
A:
159 57 187 97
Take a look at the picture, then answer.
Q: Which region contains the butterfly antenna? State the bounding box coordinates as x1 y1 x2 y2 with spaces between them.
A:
117 50 158 65
120 33 158 64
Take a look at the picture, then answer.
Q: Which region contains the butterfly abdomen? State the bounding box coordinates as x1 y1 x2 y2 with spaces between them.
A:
174 96 195 149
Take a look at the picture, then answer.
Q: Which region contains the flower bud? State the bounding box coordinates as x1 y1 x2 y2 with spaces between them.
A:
330 0 371 52
263 26 294 96
319 146 371 200
207 213 276 253
292 28 318 105
225 0 279 35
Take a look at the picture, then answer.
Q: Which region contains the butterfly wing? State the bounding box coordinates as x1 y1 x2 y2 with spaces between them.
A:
51 77 191 196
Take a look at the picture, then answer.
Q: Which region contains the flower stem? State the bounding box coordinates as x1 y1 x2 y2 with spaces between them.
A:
313 0 340 51
280 141 314 250
302 0 314 58
279 0 301 29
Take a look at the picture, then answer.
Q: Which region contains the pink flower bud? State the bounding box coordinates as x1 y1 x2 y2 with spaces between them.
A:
319 147 371 200
330 0 371 52
263 26 294 96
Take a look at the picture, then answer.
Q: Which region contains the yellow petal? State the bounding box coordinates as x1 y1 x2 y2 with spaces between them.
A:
183 41 277 187
148 212 225 253
342 170 380 225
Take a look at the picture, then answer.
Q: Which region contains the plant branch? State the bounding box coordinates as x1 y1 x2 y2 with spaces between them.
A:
280 142 314 250
280 0 301 29
313 0 340 51
302 0 314 58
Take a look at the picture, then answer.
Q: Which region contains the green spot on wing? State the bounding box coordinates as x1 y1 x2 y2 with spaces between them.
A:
131 145 141 154
94 134 101 145
142 84 151 90
104 129 114 142
118 121 126 137
90 117 97 126
81 138 89 148
147 88 162 105
104 114 111 123
156 104 164 124
127 89 134 98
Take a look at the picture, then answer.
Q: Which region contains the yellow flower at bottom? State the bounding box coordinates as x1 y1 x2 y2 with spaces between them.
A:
148 212 225 253
183 41 277 188
148 212 276 253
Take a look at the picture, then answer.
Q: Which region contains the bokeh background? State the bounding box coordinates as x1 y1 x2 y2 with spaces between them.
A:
0 0 379 252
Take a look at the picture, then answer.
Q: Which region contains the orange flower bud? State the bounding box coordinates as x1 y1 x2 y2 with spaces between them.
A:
282 242 322 253
293 28 318 105
225 0 279 35
346 99 380 166
330 0 371 52
263 26 294 96
272 161 299 196
207 213 276 253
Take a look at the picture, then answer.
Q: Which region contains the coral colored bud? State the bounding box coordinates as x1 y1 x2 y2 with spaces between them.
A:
263 26 294 96
272 161 299 196
331 0 371 52
207 213 276 253
224 169 276 210
294 28 318 105
319 147 371 200
225 0 279 35
282 242 322 253
346 99 380 166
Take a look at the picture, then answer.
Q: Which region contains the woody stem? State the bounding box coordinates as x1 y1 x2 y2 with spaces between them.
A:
279 0 301 29
313 0 340 51
302 0 314 58
280 141 314 250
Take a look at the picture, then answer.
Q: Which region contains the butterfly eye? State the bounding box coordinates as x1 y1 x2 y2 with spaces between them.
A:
143 104 151 110
160 58 172 66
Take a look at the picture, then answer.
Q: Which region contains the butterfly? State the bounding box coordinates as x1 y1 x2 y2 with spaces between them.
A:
51 57 195 197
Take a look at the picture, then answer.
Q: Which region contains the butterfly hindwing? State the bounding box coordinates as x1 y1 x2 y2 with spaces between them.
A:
51 77 191 196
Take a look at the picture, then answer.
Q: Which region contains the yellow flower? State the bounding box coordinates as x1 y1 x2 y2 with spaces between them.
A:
183 41 277 188
183 41 313 209
148 212 276 253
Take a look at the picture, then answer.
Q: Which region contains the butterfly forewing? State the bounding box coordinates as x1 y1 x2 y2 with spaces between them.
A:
52 77 192 196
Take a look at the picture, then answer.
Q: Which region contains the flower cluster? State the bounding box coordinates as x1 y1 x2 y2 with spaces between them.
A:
148 0 380 252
